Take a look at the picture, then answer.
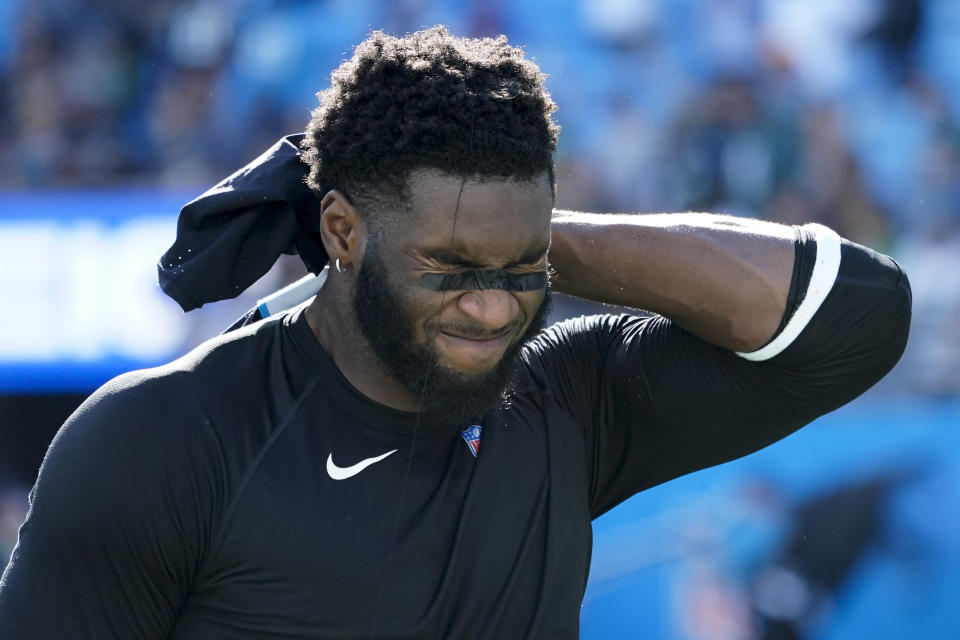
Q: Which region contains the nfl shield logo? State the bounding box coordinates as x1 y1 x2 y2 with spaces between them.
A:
461 425 482 457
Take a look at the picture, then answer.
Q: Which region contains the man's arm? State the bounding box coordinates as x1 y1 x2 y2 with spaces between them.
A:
0 371 223 639
549 211 799 352
531 211 911 517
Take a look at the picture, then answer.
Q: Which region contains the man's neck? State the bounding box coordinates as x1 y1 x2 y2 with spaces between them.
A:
303 286 420 412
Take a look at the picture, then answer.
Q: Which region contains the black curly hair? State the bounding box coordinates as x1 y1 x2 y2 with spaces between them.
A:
301 26 560 224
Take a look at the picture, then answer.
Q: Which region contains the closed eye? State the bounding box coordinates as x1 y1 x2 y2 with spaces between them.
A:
422 250 484 270
420 247 548 271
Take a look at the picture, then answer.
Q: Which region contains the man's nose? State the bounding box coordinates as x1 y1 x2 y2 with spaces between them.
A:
456 288 519 331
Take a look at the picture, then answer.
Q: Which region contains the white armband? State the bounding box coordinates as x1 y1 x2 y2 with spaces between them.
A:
736 224 841 362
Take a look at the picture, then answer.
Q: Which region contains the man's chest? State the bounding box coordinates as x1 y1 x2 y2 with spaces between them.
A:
178 397 593 638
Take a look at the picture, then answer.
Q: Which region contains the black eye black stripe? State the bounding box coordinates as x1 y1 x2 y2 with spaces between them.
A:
420 270 547 292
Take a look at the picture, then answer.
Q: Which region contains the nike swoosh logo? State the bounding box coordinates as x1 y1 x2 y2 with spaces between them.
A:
326 449 398 480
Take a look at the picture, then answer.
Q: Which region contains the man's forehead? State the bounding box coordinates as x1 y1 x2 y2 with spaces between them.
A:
398 170 553 264
403 169 553 242
408 168 550 209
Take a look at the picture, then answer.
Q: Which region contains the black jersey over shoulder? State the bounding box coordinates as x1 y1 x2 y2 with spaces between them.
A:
0 235 910 639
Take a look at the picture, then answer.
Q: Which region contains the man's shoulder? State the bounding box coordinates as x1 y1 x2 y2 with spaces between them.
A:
30 312 320 532
105 313 273 394
521 312 649 362
66 312 297 448
170 309 293 382
512 312 650 401
60 361 220 466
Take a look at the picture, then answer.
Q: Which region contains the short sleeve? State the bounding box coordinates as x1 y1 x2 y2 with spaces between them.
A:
523 237 911 518
0 370 226 639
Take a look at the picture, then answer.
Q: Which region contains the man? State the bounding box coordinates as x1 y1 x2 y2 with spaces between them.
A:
0 27 910 638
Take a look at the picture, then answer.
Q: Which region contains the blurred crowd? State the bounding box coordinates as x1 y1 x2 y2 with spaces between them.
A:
2 0 959 396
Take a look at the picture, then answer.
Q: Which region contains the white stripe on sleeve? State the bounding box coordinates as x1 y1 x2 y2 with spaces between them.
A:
736 223 842 362
256 268 328 319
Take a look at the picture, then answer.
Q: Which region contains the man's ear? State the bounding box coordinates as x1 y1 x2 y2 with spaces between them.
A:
318 190 365 269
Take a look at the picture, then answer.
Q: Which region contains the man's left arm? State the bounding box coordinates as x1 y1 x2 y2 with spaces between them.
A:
549 211 800 353
543 211 912 516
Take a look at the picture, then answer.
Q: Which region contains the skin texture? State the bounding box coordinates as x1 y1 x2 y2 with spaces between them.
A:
306 170 553 413
548 211 796 353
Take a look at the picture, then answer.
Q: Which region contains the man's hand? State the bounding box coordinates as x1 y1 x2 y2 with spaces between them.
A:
548 211 797 352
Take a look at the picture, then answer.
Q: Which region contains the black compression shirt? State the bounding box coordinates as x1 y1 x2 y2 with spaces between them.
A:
0 231 910 639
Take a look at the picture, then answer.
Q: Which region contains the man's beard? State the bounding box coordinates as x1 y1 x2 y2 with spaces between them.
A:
353 247 551 427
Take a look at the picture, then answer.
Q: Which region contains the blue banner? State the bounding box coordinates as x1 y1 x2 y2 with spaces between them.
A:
0 190 197 391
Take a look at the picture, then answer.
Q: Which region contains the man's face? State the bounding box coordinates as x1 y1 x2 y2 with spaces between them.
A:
352 170 554 425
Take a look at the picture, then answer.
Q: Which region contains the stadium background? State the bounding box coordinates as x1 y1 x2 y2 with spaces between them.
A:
0 0 958 637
